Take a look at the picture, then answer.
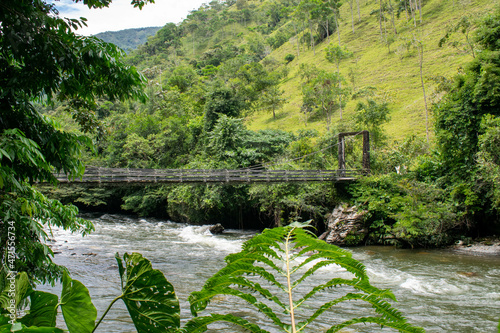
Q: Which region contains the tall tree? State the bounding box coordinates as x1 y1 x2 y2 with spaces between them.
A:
325 0 343 45
325 44 353 120
302 69 345 130
261 85 286 120
0 0 152 284
412 36 430 143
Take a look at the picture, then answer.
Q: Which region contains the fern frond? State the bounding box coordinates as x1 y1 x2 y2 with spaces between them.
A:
189 222 423 332
190 287 288 328
181 313 271 333
325 316 425 333
302 292 406 329
222 252 287 278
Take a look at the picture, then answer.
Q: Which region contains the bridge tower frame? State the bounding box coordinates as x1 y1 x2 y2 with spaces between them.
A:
338 130 370 173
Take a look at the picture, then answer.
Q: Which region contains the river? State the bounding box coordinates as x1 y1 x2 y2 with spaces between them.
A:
43 213 500 332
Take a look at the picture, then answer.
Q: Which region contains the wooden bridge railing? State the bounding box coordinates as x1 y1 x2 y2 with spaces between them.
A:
54 167 367 184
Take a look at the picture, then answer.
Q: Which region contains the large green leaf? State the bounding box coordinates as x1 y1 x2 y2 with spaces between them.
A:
20 291 58 327
59 272 96 333
116 252 180 332
0 272 32 316
0 313 63 333
0 324 63 333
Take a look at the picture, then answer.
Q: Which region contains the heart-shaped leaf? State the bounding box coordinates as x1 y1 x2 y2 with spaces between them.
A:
60 272 96 333
116 252 180 332
20 291 58 327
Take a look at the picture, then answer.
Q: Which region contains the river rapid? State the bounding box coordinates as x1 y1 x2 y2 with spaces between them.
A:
43 213 500 332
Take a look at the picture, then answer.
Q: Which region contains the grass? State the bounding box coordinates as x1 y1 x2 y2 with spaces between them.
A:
243 0 496 143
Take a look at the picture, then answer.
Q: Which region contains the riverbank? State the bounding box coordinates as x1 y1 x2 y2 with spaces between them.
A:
450 236 500 255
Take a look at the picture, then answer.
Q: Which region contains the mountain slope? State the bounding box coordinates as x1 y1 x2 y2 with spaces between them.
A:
128 0 495 142
95 26 161 52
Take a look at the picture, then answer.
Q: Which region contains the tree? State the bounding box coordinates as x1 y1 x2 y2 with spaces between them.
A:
434 8 500 179
325 44 353 120
354 99 391 148
203 82 244 131
438 14 477 58
294 0 319 55
261 85 286 119
412 37 430 143
0 0 152 284
302 71 345 130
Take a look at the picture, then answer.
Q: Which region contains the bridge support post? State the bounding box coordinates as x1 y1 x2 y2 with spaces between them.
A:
362 130 370 173
338 130 370 176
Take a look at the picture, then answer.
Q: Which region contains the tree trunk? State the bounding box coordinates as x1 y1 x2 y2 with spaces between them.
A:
389 0 397 34
308 18 315 55
357 0 361 22
378 0 384 40
335 12 341 46
349 0 355 33
418 0 423 24
293 22 300 58
337 64 343 120
417 40 429 143
326 19 330 43
409 0 416 27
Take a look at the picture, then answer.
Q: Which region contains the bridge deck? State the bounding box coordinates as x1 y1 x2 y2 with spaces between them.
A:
55 167 366 184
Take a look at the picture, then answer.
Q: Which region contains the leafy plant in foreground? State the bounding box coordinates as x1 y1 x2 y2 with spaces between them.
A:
189 221 424 332
1 223 424 332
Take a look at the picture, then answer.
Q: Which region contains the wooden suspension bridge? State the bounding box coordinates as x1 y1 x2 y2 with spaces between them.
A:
55 167 368 184
55 131 370 185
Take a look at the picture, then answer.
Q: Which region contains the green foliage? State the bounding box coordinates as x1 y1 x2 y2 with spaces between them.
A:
351 174 460 247
190 221 424 332
476 115 500 213
0 0 151 284
59 272 97 333
0 270 96 333
325 44 353 71
284 53 295 63
95 27 162 53
114 252 180 331
354 99 391 149
249 183 335 228
301 70 347 130
204 82 245 131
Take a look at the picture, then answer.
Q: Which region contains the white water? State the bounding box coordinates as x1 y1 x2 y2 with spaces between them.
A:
42 214 500 332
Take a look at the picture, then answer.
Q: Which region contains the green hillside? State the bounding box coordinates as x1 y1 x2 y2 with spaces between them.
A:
127 0 494 142
94 26 161 52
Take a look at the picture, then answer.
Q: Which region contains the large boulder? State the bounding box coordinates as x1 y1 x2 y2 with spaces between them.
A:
319 205 368 246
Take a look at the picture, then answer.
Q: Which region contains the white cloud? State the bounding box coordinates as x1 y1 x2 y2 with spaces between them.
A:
51 0 208 35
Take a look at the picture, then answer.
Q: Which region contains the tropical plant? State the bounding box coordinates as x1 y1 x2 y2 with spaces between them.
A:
0 0 153 284
1 224 424 333
189 221 424 332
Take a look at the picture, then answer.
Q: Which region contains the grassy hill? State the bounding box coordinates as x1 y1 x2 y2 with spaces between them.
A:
128 0 495 143
244 0 493 141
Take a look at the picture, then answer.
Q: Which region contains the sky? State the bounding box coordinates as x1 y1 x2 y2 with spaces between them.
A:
50 0 208 35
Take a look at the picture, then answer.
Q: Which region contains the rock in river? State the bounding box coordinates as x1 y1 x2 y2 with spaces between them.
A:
209 223 225 234
319 204 368 246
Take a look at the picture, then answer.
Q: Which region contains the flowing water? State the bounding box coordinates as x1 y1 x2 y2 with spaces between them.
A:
43 213 500 332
